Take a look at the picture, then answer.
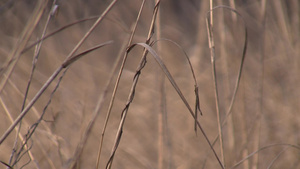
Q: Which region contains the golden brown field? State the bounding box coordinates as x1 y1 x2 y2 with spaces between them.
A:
0 0 299 169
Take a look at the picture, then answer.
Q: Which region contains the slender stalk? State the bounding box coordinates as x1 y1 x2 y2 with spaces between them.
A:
0 0 48 95
92 40 128 169
252 1 267 168
0 97 39 169
231 144 300 169
0 0 117 145
105 2 160 169
130 42 225 169
208 0 225 167
63 0 118 63
0 66 63 145
95 1 145 168
9 1 57 167
153 0 164 169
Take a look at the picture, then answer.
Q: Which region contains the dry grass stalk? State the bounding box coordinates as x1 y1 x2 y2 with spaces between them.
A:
0 0 48 94
129 42 223 168
95 1 146 168
1 1 300 168
207 1 225 167
105 2 161 168
153 1 164 169
0 0 116 145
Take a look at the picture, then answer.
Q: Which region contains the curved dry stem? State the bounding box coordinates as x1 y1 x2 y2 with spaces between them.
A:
203 5 248 168
62 41 113 68
206 5 248 143
0 0 116 145
128 43 224 169
266 147 289 169
207 5 248 127
151 38 203 132
0 41 112 145
22 15 99 54
230 143 300 169
22 14 128 55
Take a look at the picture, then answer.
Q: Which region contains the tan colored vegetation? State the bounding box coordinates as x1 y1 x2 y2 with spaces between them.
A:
0 0 299 168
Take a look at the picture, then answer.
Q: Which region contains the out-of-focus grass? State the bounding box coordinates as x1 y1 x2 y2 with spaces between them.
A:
0 0 299 169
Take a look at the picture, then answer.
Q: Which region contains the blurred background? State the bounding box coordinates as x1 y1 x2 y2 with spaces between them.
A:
0 0 299 168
